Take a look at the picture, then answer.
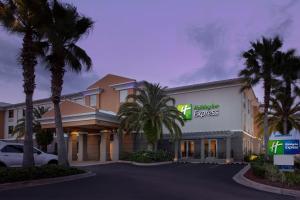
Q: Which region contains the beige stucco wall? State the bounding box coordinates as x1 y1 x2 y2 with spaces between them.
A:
0 111 5 139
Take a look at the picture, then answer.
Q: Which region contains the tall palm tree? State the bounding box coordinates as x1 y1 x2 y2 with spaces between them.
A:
256 93 300 134
239 36 282 160
274 49 300 134
43 0 93 166
0 0 49 167
13 106 50 138
118 82 184 156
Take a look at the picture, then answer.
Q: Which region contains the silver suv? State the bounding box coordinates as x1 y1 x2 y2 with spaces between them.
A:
0 141 58 167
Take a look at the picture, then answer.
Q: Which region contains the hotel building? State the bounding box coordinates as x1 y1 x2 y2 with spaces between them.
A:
0 74 261 163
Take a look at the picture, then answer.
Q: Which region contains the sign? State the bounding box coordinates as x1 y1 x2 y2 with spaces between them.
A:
177 103 220 120
177 104 192 120
268 140 300 155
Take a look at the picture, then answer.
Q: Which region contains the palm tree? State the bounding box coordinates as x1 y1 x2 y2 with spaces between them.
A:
13 106 50 138
42 0 93 166
274 49 300 134
0 0 49 167
256 93 300 134
118 82 184 157
239 36 282 160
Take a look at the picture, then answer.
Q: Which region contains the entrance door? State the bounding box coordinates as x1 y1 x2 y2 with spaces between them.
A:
204 139 218 158
181 141 195 158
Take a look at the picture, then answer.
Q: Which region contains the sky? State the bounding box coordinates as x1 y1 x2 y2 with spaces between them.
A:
0 0 300 104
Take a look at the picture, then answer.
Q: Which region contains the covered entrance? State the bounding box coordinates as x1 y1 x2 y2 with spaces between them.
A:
40 100 120 163
176 131 235 163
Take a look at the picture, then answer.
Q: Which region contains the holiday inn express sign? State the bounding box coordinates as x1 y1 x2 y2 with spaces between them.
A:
268 140 300 155
177 103 220 120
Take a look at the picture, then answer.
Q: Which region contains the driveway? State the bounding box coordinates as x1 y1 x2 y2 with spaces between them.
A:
0 163 296 200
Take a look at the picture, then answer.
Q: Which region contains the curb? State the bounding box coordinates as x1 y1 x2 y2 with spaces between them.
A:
0 171 96 192
118 160 173 166
232 164 300 197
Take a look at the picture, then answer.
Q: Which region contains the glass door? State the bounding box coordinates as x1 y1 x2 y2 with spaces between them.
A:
204 139 218 158
181 141 195 158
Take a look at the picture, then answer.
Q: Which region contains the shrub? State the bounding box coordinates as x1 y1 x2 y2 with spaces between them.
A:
128 150 173 163
265 164 280 182
251 163 266 178
283 172 300 186
0 165 85 184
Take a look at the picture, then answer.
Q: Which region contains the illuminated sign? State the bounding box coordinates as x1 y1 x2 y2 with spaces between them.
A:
177 103 220 120
268 140 300 155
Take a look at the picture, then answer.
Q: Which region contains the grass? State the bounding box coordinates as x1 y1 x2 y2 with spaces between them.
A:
0 165 85 184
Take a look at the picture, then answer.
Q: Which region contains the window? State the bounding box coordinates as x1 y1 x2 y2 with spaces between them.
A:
1 145 23 153
8 110 14 118
119 90 128 103
22 109 25 117
90 95 97 107
8 126 14 135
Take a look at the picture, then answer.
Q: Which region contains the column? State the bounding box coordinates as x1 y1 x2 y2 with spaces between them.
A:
201 139 205 160
186 141 189 159
100 132 108 162
174 140 179 162
67 134 73 162
226 137 231 163
111 133 119 161
78 134 85 161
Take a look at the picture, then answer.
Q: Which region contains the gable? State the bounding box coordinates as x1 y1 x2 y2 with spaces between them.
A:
42 100 95 118
87 74 135 90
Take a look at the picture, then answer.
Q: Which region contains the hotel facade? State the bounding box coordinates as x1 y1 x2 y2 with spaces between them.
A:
0 74 261 163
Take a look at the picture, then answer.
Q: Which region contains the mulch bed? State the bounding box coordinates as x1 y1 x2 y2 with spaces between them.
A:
244 168 300 190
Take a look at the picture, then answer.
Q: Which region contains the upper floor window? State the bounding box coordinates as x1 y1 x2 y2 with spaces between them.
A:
8 126 14 135
8 110 14 118
22 109 25 117
119 90 128 103
90 95 97 107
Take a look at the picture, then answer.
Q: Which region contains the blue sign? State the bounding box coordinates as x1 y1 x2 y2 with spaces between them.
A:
284 140 300 154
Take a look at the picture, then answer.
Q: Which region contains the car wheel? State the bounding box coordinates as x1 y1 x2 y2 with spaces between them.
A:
47 160 58 165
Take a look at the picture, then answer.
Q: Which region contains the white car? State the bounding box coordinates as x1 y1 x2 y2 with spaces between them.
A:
0 141 58 167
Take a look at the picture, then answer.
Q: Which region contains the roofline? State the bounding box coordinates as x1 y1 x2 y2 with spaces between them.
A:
166 78 245 93
3 91 84 109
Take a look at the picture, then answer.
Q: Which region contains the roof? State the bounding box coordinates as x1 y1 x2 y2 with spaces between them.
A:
87 74 136 90
42 100 95 118
2 91 83 109
166 78 245 93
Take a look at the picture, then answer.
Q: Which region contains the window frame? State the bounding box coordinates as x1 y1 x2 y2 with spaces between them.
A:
8 110 14 118
89 94 97 107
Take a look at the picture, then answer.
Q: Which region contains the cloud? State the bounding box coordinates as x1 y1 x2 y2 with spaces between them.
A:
0 32 99 103
174 23 234 84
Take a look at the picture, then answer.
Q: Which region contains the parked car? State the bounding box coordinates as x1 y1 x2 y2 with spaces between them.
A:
0 141 58 167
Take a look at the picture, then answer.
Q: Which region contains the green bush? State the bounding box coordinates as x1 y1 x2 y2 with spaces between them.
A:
265 164 280 182
0 165 85 184
283 172 300 186
251 163 266 178
128 150 173 163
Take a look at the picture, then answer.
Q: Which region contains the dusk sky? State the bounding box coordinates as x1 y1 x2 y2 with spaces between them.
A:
1 0 300 104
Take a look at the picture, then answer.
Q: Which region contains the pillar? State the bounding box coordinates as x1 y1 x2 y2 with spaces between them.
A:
67 134 73 162
100 132 108 162
174 140 179 162
111 133 119 161
226 137 231 163
201 139 205 160
78 134 86 161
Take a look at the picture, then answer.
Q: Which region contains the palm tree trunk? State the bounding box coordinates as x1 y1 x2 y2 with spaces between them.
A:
283 79 292 135
263 80 270 160
51 64 69 166
21 29 37 167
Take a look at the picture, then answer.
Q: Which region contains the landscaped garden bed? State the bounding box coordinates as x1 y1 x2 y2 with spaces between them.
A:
121 150 173 163
245 155 300 190
0 165 85 184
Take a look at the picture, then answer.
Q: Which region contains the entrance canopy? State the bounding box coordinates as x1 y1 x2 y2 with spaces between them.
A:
163 130 236 140
39 100 119 131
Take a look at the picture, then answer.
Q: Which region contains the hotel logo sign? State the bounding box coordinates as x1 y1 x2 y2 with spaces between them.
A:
177 103 220 120
268 140 300 155
177 104 192 120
